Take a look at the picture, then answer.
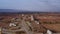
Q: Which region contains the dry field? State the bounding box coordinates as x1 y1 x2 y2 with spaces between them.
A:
0 13 60 34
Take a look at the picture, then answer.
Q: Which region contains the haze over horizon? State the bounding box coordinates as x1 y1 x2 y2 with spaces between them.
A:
0 0 60 12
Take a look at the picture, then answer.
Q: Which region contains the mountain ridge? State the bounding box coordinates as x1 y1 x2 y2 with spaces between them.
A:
0 9 60 14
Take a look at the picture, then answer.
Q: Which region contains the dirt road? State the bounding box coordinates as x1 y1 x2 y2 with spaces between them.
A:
21 20 33 34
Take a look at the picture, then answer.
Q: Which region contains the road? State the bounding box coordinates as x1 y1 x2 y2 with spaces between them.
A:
21 20 33 34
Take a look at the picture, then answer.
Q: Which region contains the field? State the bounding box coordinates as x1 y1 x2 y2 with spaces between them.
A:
0 13 60 34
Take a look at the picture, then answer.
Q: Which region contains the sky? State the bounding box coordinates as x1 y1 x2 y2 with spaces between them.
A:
0 0 60 12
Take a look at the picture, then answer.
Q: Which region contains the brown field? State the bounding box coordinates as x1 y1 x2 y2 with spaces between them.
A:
0 13 60 34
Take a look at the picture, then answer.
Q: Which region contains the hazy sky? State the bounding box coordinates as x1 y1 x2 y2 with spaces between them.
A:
0 0 60 12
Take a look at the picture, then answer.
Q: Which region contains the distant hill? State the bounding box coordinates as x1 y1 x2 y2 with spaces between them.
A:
0 9 60 14
0 9 20 12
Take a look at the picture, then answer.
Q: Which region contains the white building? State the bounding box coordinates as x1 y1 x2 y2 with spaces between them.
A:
31 15 34 21
35 21 39 24
47 30 52 34
9 23 16 27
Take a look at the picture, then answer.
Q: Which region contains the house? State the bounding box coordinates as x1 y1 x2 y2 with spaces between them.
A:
47 30 52 34
9 23 16 27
